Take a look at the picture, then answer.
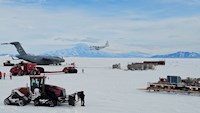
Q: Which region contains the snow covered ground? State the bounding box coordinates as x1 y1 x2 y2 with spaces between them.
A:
0 56 200 113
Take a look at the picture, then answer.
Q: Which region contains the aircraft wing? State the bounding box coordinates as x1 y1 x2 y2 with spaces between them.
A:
1 43 10 45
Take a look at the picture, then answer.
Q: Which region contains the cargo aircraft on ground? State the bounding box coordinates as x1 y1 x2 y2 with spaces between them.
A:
1 42 65 65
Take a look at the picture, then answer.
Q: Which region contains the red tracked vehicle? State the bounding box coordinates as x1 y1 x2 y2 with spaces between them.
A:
10 63 78 76
10 63 41 76
4 76 84 107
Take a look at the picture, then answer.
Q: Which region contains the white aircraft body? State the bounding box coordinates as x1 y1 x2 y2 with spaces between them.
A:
90 41 109 50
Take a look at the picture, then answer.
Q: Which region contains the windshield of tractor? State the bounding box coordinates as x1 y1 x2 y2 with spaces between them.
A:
30 76 46 92
31 77 44 89
31 78 40 88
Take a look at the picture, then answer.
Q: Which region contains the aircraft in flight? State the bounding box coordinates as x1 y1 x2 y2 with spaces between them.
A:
90 41 109 50
1 42 65 65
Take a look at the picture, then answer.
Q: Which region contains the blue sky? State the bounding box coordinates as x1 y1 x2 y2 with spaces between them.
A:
0 0 200 55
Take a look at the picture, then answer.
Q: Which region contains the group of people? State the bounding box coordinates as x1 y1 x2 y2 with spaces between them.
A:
0 71 12 80
68 91 85 106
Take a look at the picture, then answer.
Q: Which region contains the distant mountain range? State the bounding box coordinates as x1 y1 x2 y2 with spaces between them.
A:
0 54 10 56
1 43 200 58
151 51 200 58
42 43 151 58
41 43 200 58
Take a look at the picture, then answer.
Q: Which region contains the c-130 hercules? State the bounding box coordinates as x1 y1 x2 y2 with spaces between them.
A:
90 41 109 50
1 42 65 65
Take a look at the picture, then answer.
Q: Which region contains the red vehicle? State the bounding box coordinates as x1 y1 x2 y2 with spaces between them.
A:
10 63 78 76
4 76 84 107
62 66 78 73
10 63 42 76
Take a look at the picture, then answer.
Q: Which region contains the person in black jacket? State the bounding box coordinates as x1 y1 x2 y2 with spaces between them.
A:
77 91 85 106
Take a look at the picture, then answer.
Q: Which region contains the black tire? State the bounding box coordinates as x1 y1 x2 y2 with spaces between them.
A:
53 100 57 106
36 70 40 75
12 72 17 76
27 95 32 103
69 69 77 73
30 70 33 75
36 67 44 73
33 70 37 75
4 98 11 105
18 100 25 106
18 70 24 76
34 100 40 106
49 100 56 107
73 69 78 73
30 70 36 75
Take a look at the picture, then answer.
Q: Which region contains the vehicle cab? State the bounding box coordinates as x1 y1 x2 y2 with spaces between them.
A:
30 76 46 93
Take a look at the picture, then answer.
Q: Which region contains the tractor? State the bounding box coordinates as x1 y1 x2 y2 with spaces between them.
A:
30 76 67 107
10 62 78 76
10 63 42 76
4 76 83 107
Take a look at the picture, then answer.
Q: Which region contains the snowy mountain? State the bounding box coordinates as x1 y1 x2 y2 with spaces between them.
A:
1 44 199 58
0 54 14 57
151 51 200 58
42 44 200 58
42 43 150 58
0 54 8 56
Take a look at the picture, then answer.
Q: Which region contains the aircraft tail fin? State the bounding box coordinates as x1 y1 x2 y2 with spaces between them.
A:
10 42 27 55
105 41 109 47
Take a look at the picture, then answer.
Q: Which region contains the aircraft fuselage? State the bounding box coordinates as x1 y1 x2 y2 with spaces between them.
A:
17 55 65 65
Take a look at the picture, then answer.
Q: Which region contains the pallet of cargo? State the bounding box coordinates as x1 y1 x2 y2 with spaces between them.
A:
143 60 165 65
144 75 200 96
